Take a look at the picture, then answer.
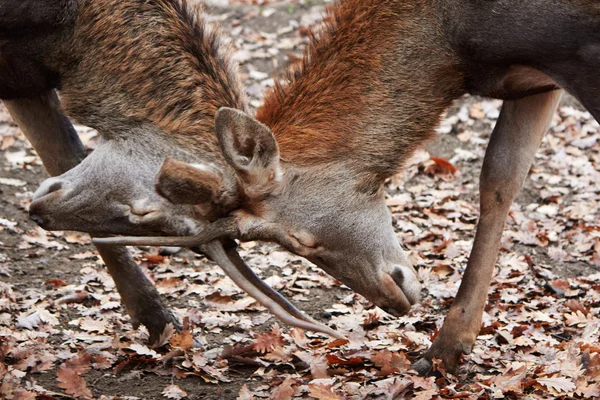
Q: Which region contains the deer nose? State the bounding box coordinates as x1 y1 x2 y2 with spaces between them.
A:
390 265 421 305
29 213 47 227
29 204 51 230
374 265 421 317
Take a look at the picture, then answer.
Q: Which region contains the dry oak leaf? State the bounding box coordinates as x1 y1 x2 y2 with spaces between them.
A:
410 376 436 390
489 365 527 396
154 322 177 348
295 351 329 379
145 254 165 264
565 310 592 327
326 339 349 349
64 232 91 244
69 251 96 260
170 329 194 351
237 384 256 400
57 291 90 305
0 135 16 151
263 346 293 363
370 350 411 375
586 352 600 380
162 384 188 399
92 352 116 370
271 377 297 400
576 381 600 398
80 317 108 333
424 157 458 175
57 367 93 399
375 378 412 399
12 389 38 400
412 389 437 400
309 356 330 379
290 328 311 348
44 278 67 288
536 377 576 394
252 324 286 353
564 299 589 314
308 384 344 400
326 353 363 367
129 343 160 359
57 354 93 399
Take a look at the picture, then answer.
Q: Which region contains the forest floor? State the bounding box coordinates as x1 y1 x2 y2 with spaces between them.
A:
1 1 599 399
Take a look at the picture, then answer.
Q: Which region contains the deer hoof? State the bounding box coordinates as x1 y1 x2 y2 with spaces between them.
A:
412 357 433 376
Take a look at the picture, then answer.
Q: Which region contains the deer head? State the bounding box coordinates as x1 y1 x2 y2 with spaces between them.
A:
100 108 422 316
18 0 246 238
28 133 238 237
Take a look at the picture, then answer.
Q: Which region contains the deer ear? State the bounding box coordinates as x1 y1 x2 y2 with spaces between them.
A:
155 158 238 214
215 107 282 198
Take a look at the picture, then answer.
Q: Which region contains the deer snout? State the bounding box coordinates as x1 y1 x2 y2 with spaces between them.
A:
390 264 421 305
376 265 421 317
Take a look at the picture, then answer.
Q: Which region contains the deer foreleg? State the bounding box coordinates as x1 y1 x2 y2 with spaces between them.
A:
413 89 563 374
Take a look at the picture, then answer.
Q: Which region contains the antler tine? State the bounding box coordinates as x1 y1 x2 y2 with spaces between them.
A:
201 241 345 339
91 217 239 247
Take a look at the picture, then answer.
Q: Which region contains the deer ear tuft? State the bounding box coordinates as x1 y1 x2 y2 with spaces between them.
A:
155 158 238 214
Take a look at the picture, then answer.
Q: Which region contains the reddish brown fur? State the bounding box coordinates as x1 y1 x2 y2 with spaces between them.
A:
257 0 464 181
50 0 248 155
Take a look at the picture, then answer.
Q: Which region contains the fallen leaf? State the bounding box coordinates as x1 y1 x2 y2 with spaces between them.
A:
271 377 296 400
162 384 188 399
537 377 576 394
308 384 343 400
252 324 286 353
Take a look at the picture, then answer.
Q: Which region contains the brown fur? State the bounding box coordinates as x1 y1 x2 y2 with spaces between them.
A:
51 0 248 154
257 0 464 181
156 158 238 219
156 158 223 205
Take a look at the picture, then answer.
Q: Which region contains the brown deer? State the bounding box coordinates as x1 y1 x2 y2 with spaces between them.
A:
1 0 341 341
98 0 600 373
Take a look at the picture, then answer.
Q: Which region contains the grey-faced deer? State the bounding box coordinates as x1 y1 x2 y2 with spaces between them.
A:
1 0 341 341
98 0 600 373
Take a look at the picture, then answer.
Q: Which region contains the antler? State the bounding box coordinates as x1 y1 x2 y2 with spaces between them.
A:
93 228 343 339
92 217 239 247
200 240 344 339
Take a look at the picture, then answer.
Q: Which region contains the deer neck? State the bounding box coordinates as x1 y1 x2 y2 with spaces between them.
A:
257 0 466 183
49 0 249 169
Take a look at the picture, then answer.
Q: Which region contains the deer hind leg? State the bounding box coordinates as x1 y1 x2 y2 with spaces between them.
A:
413 89 563 374
3 91 179 344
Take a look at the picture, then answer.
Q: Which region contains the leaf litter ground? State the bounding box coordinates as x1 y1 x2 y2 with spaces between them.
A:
0 1 599 399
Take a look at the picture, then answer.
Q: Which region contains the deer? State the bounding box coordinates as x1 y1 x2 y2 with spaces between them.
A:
96 0 600 373
0 0 343 342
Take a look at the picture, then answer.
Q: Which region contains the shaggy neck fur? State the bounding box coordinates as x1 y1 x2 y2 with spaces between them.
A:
257 0 466 182
52 0 248 159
